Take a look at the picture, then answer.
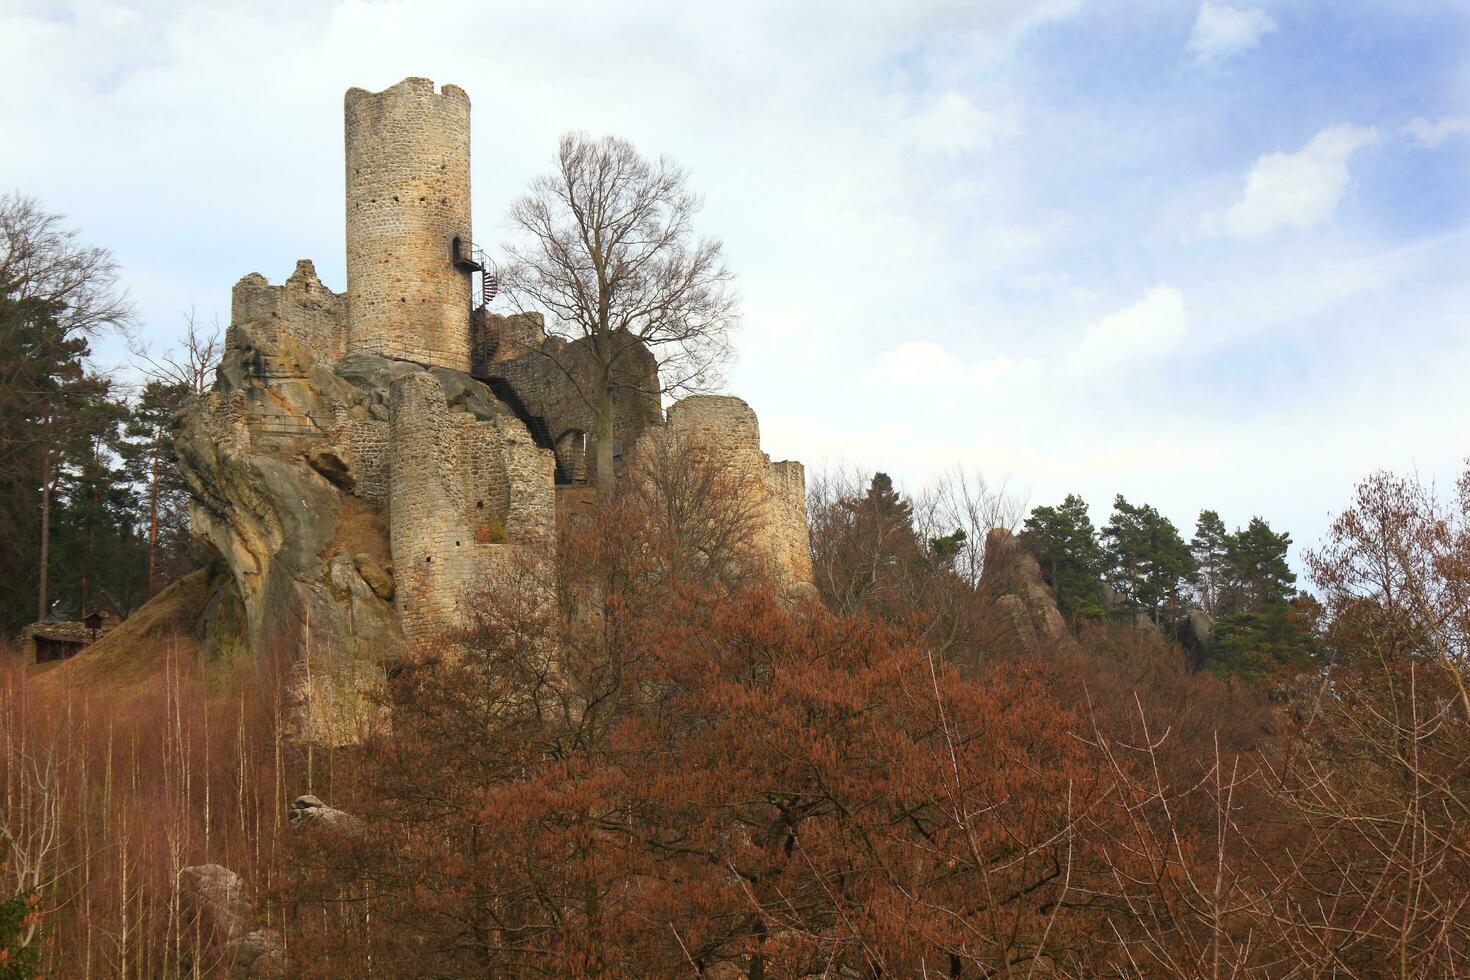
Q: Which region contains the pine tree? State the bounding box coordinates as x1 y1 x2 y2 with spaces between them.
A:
1102 495 1193 626
1207 517 1313 678
1224 517 1295 613
119 380 194 596
1189 510 1231 616
1020 494 1107 618
0 280 112 629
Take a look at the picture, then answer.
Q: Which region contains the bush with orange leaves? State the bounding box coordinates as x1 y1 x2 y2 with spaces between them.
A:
285 444 1115 976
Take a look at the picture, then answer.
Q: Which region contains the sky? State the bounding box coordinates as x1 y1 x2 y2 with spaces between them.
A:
2 0 1467 569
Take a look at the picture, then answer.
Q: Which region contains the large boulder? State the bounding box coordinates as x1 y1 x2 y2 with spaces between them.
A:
179 864 284 978
1175 608 1216 663
289 794 365 836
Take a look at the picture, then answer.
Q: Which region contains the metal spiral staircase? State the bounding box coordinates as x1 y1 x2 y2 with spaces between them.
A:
452 237 500 310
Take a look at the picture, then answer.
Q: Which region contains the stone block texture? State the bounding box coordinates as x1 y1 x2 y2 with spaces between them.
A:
345 77 474 372
662 395 814 591
229 260 346 363
388 371 554 648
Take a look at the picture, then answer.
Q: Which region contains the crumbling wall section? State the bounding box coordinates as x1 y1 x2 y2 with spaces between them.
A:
321 417 390 506
766 459 814 586
476 311 548 369
228 260 346 363
663 395 814 592
481 326 662 484
345 77 473 372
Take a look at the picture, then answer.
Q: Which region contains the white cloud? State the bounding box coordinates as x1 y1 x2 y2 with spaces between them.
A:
1208 124 1380 240
1405 116 1470 148
1187 3 1277 66
878 340 1043 387
909 90 1019 154
1073 285 1187 372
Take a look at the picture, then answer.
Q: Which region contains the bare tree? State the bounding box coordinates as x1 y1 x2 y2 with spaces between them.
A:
126 308 223 402
913 467 1026 590
624 426 766 590
499 133 738 490
0 193 132 336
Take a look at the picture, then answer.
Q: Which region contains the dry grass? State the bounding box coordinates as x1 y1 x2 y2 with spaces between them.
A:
29 569 212 694
1 578 305 978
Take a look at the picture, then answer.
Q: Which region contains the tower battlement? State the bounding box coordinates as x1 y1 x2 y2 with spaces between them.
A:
344 77 473 371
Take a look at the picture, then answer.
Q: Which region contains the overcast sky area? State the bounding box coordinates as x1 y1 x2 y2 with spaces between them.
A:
2 0 1467 567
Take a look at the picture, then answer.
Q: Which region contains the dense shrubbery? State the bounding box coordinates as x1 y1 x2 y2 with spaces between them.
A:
273 461 1470 976
5 450 1470 976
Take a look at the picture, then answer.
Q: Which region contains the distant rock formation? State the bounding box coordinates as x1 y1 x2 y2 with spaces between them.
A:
979 528 1069 649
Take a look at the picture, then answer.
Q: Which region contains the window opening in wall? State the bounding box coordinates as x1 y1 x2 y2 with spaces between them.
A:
555 429 589 485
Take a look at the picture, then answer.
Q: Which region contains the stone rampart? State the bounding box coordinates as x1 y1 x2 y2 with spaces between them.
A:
663 395 814 592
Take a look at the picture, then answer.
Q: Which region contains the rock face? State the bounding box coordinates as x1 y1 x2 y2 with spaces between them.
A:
289 794 365 835
179 864 284 978
178 77 815 742
979 528 1069 649
1175 608 1216 663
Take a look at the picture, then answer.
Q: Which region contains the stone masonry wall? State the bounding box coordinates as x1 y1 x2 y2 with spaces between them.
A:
345 77 473 372
481 323 662 484
388 369 555 648
229 260 346 362
663 395 814 592
388 371 477 645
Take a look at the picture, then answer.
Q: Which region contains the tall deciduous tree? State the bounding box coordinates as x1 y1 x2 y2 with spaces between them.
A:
0 194 131 338
500 133 739 490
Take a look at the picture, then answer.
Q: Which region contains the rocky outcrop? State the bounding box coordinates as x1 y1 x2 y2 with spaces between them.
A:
178 275 559 743
979 528 1069 649
1175 608 1216 663
289 794 365 835
179 864 284 978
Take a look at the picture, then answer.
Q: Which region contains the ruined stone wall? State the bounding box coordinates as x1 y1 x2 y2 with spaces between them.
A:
345 77 473 372
388 370 555 648
221 260 349 456
481 325 662 484
476 311 548 368
326 417 390 506
228 260 346 362
766 459 814 586
663 395 814 591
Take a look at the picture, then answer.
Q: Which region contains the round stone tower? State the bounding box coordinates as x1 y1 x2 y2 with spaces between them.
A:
344 77 473 372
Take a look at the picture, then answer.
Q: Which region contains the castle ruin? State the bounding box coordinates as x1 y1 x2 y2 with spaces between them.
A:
179 78 812 726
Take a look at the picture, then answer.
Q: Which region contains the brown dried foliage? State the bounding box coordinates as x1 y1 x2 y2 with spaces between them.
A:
8 461 1470 976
